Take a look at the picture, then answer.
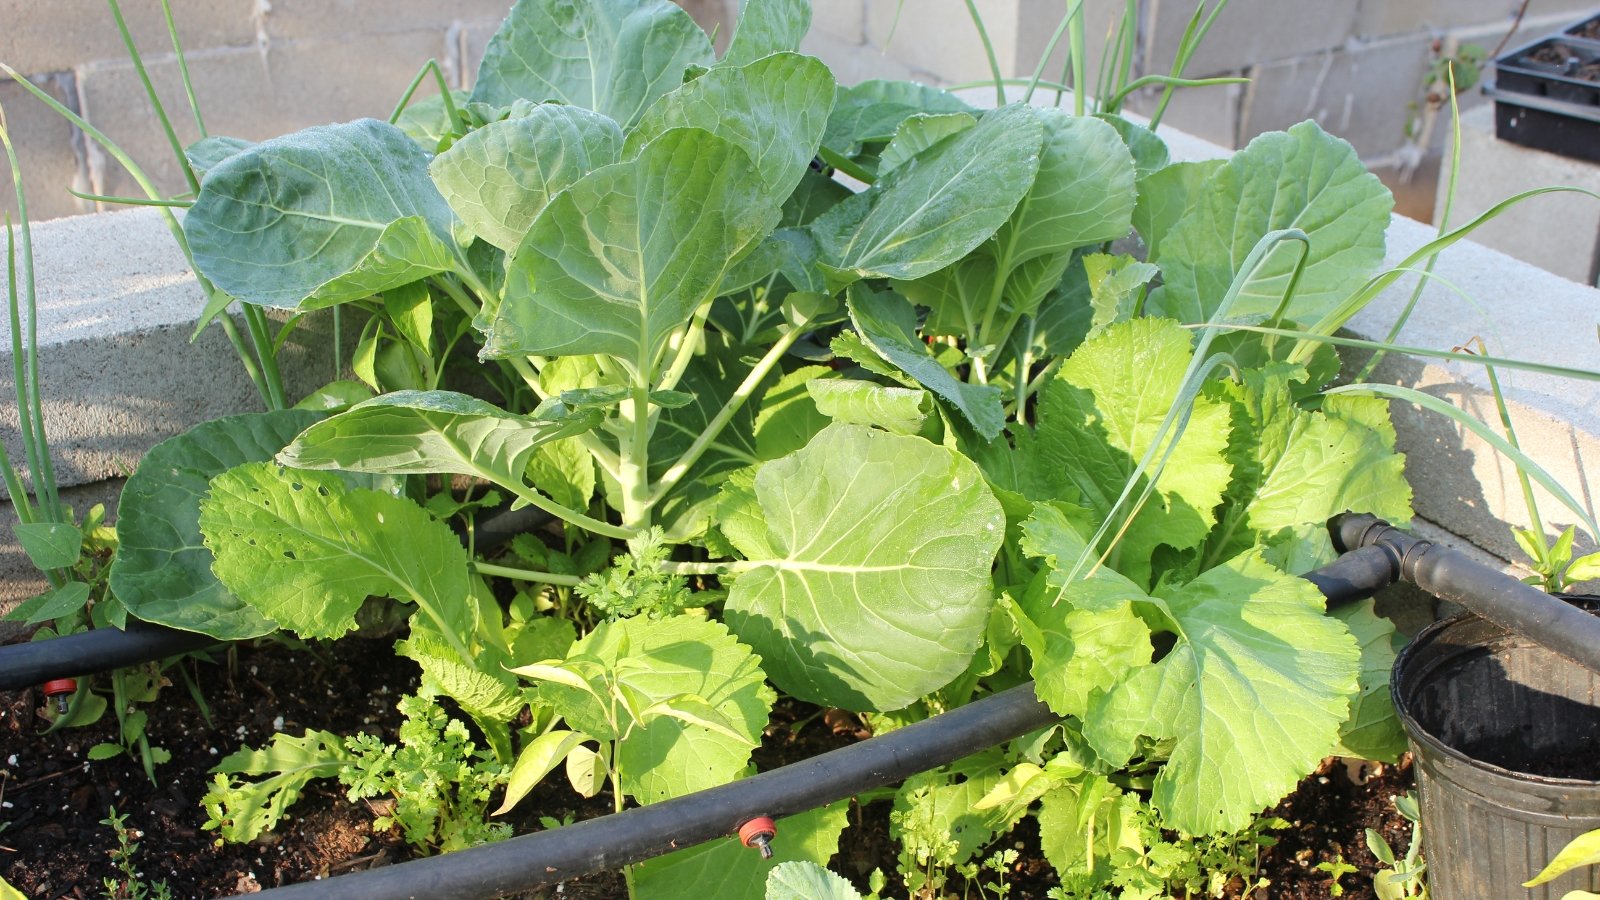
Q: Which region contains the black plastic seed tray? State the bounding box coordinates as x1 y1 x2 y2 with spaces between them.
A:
1565 11 1600 43
1487 25 1600 163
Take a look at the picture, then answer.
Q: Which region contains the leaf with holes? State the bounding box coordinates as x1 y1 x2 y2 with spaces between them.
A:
199 463 473 642
110 411 323 639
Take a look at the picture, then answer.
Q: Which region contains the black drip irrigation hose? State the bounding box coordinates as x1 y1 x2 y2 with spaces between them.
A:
235 552 1398 900
0 504 555 692
251 682 1060 900
1331 512 1600 676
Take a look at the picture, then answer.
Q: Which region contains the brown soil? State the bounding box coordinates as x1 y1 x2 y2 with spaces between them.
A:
1572 18 1600 41
2 635 1417 899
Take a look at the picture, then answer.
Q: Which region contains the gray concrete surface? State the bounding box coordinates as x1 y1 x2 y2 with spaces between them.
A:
1438 104 1600 287
0 206 348 626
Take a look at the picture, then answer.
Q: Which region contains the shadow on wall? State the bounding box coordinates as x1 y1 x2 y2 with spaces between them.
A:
1345 341 1599 568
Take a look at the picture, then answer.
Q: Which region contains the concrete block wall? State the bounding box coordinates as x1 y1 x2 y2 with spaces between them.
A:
1 0 671 222
809 1 1596 172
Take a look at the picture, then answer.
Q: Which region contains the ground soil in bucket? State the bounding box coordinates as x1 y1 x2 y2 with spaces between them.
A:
2 634 1415 899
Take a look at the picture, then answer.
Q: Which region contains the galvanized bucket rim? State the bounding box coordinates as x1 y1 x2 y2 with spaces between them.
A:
1391 602 1600 789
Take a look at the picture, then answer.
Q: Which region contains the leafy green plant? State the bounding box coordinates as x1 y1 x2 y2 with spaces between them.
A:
339 693 511 852
99 807 174 900
202 693 511 854
1367 792 1429 900
1316 854 1358 897
14 0 1600 892
201 729 353 844
128 0 1412 881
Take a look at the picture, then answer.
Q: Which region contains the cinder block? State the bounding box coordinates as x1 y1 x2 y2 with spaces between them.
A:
77 32 450 203
676 0 735 52
259 0 513 41
0 208 352 498
863 0 1017 85
1355 0 1596 38
800 29 929 87
1348 215 1600 565
810 0 867 46
0 0 256 77
1438 104 1600 286
1123 74 1245 150
1238 33 1433 159
461 21 502 89
1148 0 1358 77
1011 0 1127 103
0 73 91 223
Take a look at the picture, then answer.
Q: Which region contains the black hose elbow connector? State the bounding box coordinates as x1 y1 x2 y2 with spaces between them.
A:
1328 512 1600 677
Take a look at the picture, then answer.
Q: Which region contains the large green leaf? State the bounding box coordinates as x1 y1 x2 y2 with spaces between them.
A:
1013 504 1151 718
847 287 1005 440
487 128 776 362
626 53 835 209
1014 318 1233 587
724 424 1004 711
1204 366 1411 572
527 616 773 804
992 111 1135 276
764 860 862 900
1083 552 1360 834
185 119 459 310
1330 598 1407 762
900 110 1136 342
753 365 833 460
722 0 812 67
278 390 598 491
878 112 977 174
469 0 713 126
1131 159 1220 253
429 104 624 252
109 411 322 639
821 80 972 157
807 378 928 435
199 464 473 642
1148 121 1393 324
811 104 1042 284
632 803 850 900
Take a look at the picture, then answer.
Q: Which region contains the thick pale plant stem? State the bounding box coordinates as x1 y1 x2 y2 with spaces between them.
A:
431 274 623 482
648 318 812 506
502 480 635 541
472 562 582 587
616 382 654 531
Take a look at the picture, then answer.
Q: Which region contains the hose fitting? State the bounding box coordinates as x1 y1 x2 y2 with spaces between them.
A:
738 816 777 859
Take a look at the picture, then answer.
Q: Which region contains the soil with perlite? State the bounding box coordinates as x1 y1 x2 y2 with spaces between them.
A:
1 636 1416 899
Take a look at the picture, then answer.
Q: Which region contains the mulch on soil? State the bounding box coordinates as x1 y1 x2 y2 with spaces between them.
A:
2 634 1414 899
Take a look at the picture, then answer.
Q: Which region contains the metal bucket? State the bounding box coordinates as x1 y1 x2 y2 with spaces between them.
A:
1392 601 1600 899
